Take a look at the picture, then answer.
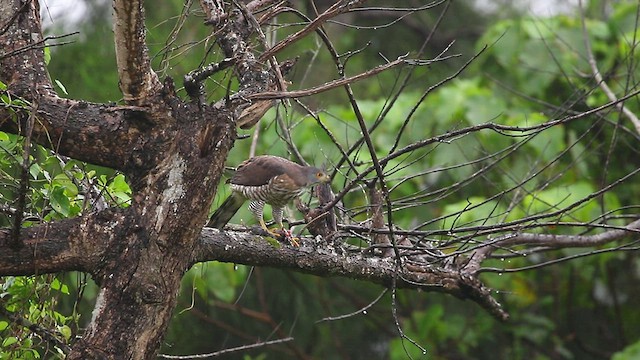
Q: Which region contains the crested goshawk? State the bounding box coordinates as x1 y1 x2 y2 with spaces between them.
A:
208 155 330 242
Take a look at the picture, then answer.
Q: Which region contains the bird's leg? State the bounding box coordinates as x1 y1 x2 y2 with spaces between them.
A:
273 207 299 246
250 200 279 237
258 217 281 237
249 201 298 245
250 201 289 241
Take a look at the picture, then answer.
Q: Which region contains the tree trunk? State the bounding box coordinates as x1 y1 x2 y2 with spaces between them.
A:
66 98 236 359
1 2 236 357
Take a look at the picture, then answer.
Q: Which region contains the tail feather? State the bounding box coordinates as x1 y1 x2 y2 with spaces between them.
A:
207 193 246 229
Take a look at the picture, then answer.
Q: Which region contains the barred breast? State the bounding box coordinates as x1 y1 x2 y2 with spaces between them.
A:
231 181 304 208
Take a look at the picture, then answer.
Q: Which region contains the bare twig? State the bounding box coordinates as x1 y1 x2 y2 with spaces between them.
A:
316 289 388 322
0 32 78 60
157 337 294 359
578 0 640 134
464 219 640 275
323 87 640 213
11 101 36 249
258 0 367 61
245 56 452 101
391 277 427 358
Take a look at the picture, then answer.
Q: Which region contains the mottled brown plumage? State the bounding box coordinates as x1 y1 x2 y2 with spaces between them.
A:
208 156 330 241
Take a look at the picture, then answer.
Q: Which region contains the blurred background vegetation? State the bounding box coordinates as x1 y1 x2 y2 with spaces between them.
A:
2 0 640 359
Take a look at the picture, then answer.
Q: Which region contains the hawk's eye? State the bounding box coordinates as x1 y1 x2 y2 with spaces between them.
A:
317 172 324 178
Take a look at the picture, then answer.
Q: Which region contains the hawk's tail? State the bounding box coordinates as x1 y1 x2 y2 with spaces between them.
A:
207 193 246 229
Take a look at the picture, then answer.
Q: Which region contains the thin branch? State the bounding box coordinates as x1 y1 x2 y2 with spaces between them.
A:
202 0 281 25
157 337 294 359
478 243 640 274
391 277 427 358
578 0 640 134
463 219 640 275
0 32 79 61
258 0 367 61
489 219 640 248
244 56 453 101
316 289 388 323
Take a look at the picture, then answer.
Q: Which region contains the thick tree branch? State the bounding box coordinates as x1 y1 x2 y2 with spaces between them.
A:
0 213 114 276
112 0 162 104
0 94 149 170
0 0 163 170
193 227 509 321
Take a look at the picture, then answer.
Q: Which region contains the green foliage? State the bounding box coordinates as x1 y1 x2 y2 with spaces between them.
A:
184 262 249 304
4 1 640 359
1 80 131 359
613 340 640 360
45 3 120 102
0 276 74 359
0 129 132 226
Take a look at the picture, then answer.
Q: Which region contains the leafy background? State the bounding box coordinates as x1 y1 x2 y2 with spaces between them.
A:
2 0 640 359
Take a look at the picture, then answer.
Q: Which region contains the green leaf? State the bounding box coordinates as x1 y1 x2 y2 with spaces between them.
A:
108 174 132 204
50 278 69 295
613 339 640 360
52 173 78 197
54 79 68 95
43 47 51 65
50 186 71 216
29 163 43 179
2 336 18 347
58 325 72 341
0 320 8 331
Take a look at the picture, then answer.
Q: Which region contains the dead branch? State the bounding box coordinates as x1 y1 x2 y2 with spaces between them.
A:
194 227 509 321
157 337 294 359
112 0 162 103
578 0 640 134
244 56 451 101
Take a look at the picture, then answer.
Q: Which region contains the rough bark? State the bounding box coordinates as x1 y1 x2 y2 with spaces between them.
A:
1 1 236 358
0 223 509 322
112 0 162 103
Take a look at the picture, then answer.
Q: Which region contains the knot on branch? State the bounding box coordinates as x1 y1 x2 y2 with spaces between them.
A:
139 283 163 304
